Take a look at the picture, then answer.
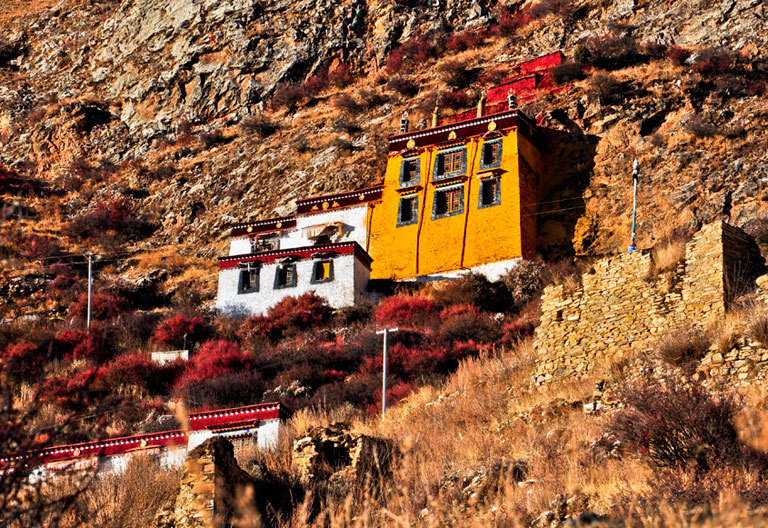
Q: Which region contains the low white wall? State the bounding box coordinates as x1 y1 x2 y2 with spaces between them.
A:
217 253 370 316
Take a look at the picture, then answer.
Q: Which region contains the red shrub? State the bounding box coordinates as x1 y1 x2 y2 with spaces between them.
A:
270 82 304 110
330 63 354 88
239 293 333 343
65 198 152 242
45 263 80 300
374 296 439 328
54 327 114 362
439 89 475 110
500 318 536 346
386 75 420 96
385 51 405 74
444 30 486 52
490 13 532 36
301 68 329 97
175 340 253 390
386 38 436 73
69 291 129 321
667 45 692 66
691 48 736 76
39 367 108 409
100 352 160 393
22 235 62 260
1 341 44 381
360 340 481 378
150 313 207 349
0 164 17 189
369 381 417 415
477 67 509 87
438 304 502 343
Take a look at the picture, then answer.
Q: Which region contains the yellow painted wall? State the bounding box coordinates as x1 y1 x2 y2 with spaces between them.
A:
367 128 541 280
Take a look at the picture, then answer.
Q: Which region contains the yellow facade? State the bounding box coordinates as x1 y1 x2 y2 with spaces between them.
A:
366 124 542 280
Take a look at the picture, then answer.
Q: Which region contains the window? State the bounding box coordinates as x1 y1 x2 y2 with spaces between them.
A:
311 260 334 283
480 140 502 170
274 264 297 289
478 177 501 208
251 237 278 252
237 267 259 294
434 147 467 180
397 196 418 227
433 186 464 219
400 157 420 187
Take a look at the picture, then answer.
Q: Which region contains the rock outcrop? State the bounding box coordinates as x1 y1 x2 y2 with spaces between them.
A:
292 422 398 493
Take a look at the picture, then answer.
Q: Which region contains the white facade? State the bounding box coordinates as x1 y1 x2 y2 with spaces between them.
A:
217 251 370 316
228 205 370 257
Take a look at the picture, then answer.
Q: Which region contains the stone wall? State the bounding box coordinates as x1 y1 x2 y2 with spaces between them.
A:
533 222 765 384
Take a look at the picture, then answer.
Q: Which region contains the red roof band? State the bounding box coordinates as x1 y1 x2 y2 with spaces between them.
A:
218 241 373 270
1 403 281 469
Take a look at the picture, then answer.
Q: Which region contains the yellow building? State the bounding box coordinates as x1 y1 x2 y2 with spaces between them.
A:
366 106 543 280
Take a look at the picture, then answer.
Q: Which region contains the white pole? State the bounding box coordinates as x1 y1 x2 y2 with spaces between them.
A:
376 327 398 421
86 254 92 331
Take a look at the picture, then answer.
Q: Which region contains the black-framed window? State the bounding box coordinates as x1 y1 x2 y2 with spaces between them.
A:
274 264 297 289
478 177 501 208
399 157 421 187
397 196 419 227
479 140 502 170
311 260 334 284
238 268 260 294
432 185 464 219
433 147 467 181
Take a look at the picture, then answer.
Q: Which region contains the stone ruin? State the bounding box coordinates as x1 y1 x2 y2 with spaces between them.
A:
533 221 767 384
153 424 396 527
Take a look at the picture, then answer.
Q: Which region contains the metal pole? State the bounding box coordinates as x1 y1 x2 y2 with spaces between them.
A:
376 327 398 421
87 254 92 331
628 159 639 252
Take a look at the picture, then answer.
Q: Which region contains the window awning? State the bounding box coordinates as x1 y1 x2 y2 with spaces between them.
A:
302 222 344 239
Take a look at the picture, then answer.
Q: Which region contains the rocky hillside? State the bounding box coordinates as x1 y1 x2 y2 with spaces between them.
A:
0 0 767 310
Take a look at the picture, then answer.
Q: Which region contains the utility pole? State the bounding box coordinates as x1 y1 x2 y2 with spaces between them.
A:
86 254 93 331
376 327 398 421
628 159 639 252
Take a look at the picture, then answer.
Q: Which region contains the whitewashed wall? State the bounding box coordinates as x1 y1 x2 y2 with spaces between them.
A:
217 253 370 316
229 205 370 256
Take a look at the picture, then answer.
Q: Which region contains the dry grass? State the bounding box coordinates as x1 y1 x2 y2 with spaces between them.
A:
651 236 686 277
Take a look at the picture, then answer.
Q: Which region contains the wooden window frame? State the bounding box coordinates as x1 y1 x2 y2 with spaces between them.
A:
274 264 297 289
310 260 335 284
237 267 260 294
397 195 419 227
399 157 421 187
479 140 502 170
478 176 501 209
433 147 467 181
432 185 465 219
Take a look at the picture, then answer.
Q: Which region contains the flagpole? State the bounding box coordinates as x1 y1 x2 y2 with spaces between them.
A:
628 159 639 252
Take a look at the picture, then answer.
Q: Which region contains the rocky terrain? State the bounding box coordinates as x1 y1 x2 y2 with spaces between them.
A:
0 0 765 296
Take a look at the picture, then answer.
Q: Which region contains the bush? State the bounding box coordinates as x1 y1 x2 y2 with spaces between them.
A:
437 305 502 343
65 198 153 242
477 68 509 87
490 13 532 37
240 115 278 137
438 60 474 88
444 30 486 52
747 314 768 346
386 38 436 73
100 352 166 394
500 318 536 346
549 61 584 85
656 326 709 366
374 295 439 328
333 94 360 114
667 45 692 66
501 260 547 313
239 293 333 344
22 235 62 260
330 63 354 88
589 72 623 103
69 291 129 321
584 33 641 70
270 82 304 110
182 370 265 409
150 313 208 349
55 326 115 362
439 89 475 110
333 116 361 134
432 273 512 313
0 164 17 190
175 340 253 390
386 75 419 96
301 68 329 97
1 341 44 382
691 48 736 76
357 88 390 109
607 378 742 470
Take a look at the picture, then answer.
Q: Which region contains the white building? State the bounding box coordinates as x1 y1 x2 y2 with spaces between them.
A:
216 186 381 316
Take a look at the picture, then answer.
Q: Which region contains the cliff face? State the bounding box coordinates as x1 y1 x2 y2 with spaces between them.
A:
0 0 767 305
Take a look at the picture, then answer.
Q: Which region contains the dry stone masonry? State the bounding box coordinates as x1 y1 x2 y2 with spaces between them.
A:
533 222 765 384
